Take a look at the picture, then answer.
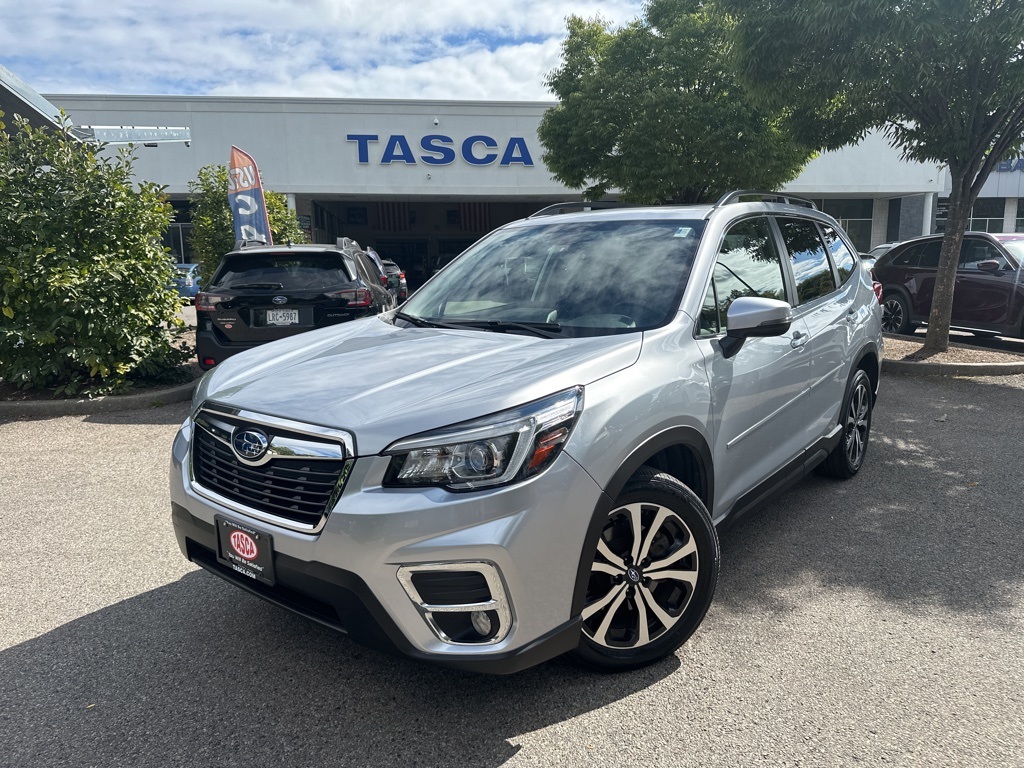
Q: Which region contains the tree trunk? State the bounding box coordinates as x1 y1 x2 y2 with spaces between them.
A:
922 170 972 355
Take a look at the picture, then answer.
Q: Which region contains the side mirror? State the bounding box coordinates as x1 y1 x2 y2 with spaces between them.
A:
976 259 1002 272
720 297 793 359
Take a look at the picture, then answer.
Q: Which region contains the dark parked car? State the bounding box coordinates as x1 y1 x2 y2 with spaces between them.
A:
195 242 396 369
860 241 899 268
172 263 202 302
381 259 408 301
872 232 1024 337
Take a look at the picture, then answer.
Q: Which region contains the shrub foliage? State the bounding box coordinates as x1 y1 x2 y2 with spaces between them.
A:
0 114 190 395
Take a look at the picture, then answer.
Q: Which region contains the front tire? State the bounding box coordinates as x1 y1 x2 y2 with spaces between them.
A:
818 368 873 479
572 468 719 672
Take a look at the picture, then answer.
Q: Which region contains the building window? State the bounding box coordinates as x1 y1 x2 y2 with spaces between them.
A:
163 222 193 262
810 198 873 253
346 206 368 225
936 197 1005 233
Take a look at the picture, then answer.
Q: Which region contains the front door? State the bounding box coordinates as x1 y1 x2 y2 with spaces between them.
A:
696 216 810 518
953 237 1015 331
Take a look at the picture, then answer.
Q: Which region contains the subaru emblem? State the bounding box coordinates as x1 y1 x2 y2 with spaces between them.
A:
272 296 288 305
232 428 269 461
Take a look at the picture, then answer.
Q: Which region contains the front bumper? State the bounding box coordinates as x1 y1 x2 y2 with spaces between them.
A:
170 418 602 673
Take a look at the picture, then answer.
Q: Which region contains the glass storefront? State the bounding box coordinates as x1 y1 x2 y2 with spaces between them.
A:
811 199 873 252
936 197 1005 233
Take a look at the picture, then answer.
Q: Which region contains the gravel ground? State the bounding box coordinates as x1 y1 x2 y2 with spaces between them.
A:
883 333 1024 364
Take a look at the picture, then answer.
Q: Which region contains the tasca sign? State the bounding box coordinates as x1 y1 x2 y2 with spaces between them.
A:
346 134 534 167
996 158 1024 172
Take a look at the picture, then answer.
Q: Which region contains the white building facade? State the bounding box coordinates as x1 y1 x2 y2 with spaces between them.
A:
48 94 1016 287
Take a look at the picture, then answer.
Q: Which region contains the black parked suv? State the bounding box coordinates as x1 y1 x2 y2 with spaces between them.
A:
196 241 396 369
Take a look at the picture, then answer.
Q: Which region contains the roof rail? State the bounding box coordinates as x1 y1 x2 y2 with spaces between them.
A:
234 238 269 249
336 236 362 253
528 201 634 218
713 190 817 210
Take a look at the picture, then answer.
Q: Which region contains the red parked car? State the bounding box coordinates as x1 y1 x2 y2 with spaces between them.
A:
872 232 1024 338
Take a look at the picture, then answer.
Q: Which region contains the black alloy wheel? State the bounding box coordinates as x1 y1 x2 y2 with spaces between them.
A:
881 293 912 334
573 468 719 672
818 368 873 479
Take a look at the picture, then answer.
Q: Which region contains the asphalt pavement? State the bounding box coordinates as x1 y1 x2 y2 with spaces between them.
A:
1 371 1022 767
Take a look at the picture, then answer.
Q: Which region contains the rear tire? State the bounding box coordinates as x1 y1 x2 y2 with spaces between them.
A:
571 468 719 672
818 369 873 479
881 293 912 334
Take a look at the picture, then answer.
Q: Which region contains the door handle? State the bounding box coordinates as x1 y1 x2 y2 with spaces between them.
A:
790 331 808 349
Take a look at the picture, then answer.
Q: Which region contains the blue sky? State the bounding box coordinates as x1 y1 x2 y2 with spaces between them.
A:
0 0 645 101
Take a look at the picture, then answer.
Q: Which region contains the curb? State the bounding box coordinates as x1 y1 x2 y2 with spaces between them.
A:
883 358 1024 376
881 333 1024 376
0 378 197 420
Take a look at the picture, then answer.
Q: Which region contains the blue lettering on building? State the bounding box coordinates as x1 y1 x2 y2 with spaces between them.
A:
500 137 533 166
347 133 534 167
382 135 416 164
420 135 457 165
346 134 378 164
462 135 499 166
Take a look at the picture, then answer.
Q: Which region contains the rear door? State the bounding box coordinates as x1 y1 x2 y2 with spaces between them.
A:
774 217 854 440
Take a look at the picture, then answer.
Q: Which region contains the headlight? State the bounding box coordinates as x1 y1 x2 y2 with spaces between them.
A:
382 387 583 491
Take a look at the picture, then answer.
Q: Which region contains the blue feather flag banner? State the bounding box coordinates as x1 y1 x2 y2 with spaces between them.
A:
228 145 273 245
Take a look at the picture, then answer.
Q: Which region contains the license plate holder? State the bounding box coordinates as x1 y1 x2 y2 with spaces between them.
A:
266 308 299 325
215 516 276 586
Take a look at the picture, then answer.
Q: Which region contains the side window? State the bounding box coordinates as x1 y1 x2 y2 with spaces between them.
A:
959 239 1008 270
704 217 787 334
355 253 382 285
820 223 856 283
917 242 941 268
889 245 920 267
777 217 837 304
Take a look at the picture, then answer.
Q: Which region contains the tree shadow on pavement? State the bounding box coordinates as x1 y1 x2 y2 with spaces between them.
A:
0 571 678 768
714 371 1024 621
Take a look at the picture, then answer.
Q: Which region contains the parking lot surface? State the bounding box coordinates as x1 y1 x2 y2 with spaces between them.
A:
1 372 1022 767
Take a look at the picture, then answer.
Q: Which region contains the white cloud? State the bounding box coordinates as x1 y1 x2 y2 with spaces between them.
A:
0 0 644 100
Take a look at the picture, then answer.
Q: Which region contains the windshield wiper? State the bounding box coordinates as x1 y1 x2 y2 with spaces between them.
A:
438 319 563 339
393 311 467 330
225 282 285 290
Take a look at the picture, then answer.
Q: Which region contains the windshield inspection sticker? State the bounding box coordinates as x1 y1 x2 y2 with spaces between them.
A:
674 227 695 238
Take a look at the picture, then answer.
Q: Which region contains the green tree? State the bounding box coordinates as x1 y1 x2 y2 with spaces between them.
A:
0 114 190 396
188 163 307 282
537 0 816 204
719 0 1024 353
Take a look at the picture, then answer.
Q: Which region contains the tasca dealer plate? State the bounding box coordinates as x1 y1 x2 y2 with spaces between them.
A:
216 516 275 586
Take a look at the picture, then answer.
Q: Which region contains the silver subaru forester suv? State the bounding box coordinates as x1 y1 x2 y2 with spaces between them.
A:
170 192 883 673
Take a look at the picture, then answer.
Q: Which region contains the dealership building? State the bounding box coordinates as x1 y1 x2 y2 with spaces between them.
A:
21 91 1024 288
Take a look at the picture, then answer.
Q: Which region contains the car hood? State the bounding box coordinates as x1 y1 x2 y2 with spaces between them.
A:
195 316 642 454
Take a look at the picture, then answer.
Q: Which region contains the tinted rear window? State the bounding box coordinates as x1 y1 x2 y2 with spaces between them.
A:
213 252 355 289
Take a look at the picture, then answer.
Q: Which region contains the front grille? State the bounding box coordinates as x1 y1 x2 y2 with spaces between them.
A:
190 408 352 530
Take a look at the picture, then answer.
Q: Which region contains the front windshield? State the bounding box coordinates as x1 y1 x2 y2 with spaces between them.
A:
998 239 1024 266
402 219 705 336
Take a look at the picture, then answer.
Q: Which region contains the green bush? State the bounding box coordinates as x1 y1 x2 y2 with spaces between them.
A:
0 114 191 396
188 163 307 284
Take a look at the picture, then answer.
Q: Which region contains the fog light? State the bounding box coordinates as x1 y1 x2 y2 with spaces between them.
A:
470 610 492 637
